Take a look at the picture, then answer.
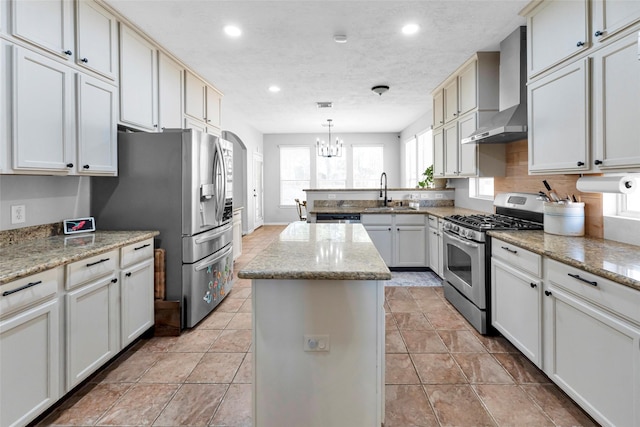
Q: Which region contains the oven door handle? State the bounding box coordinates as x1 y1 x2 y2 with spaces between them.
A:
443 230 480 248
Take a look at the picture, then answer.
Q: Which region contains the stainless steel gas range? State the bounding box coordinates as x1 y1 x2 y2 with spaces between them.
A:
442 193 545 334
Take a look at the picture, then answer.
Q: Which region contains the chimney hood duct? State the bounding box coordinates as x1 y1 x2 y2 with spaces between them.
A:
462 26 527 144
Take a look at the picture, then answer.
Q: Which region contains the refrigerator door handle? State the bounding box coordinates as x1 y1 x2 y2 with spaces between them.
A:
194 223 233 244
194 246 233 271
216 141 226 222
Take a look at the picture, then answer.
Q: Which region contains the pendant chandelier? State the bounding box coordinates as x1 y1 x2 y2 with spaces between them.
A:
316 119 343 158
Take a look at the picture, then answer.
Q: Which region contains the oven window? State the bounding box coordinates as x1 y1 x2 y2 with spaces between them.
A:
447 243 474 286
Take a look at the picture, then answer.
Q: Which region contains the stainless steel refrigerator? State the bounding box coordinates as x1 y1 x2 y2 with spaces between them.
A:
92 129 234 328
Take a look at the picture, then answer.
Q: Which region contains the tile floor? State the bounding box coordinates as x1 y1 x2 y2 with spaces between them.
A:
36 225 599 427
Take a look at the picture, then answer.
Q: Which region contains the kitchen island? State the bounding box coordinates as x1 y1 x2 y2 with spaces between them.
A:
238 222 390 427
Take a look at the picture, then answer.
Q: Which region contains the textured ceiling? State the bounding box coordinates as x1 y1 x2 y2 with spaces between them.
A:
105 0 528 134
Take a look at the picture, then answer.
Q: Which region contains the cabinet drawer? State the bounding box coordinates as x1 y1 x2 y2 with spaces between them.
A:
395 214 426 225
546 258 640 325
0 269 60 317
65 250 118 290
491 238 541 277
428 215 439 228
361 214 393 225
120 238 154 268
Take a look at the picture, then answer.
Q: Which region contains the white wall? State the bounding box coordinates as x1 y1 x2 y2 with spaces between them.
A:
449 178 493 213
222 104 264 234
263 133 401 224
0 175 90 230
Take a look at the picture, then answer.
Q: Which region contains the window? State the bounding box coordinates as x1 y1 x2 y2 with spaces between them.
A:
469 177 494 200
280 146 310 206
317 152 346 189
353 145 383 188
404 130 433 187
404 137 416 187
417 130 433 183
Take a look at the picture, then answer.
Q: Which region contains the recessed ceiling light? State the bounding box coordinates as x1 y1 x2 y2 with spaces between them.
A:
333 35 348 44
402 23 419 35
224 25 242 37
268 85 281 93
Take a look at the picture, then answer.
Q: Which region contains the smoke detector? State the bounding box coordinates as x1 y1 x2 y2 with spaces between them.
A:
371 85 390 96
316 102 333 109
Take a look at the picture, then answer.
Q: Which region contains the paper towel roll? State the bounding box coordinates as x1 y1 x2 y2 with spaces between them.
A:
576 176 637 194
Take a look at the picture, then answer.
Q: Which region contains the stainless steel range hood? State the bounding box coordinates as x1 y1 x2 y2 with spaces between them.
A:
462 27 527 144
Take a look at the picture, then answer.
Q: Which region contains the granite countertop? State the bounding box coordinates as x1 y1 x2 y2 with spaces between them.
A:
0 230 159 285
238 223 391 281
488 230 640 291
311 206 485 218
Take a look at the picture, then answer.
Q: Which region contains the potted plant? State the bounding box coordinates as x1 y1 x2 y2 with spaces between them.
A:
418 165 446 189
418 165 434 188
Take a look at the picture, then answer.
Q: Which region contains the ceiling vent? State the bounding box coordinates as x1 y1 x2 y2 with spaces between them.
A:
316 102 333 109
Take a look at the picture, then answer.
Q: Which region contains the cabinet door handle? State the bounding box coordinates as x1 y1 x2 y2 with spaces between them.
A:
388 228 392 231
134 243 151 251
86 258 109 267
594 159 603 165
501 246 517 254
83 164 90 169
568 273 597 287
153 124 158 128
63 50 72 55
544 290 552 297
66 163 74 168
111 278 118 283
576 41 585 47
81 57 88 63
530 283 537 288
125 272 132 277
576 161 584 166
2 280 42 296
594 30 603 37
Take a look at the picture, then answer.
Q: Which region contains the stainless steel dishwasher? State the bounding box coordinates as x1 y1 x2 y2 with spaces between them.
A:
315 213 361 223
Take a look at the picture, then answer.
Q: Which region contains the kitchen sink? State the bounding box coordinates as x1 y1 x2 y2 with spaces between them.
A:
364 206 416 212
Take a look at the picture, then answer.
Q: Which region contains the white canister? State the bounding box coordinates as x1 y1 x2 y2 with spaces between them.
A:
543 202 585 236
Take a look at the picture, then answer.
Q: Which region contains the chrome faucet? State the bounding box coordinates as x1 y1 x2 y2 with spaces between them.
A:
380 172 388 207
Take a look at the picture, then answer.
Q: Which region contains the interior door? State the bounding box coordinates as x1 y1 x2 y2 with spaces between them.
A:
253 152 264 228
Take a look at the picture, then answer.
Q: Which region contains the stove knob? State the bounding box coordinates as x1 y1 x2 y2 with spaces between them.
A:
444 223 451 231
453 225 460 233
466 230 476 240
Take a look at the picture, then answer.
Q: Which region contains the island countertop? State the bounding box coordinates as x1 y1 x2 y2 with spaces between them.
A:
237 223 391 281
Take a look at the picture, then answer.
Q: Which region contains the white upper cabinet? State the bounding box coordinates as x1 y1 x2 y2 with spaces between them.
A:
443 122 458 176
77 74 117 174
433 128 445 178
457 60 477 117
443 78 458 124
12 45 74 172
433 89 444 129
158 52 183 130
528 59 590 173
185 70 206 122
119 23 158 131
75 0 118 80
457 112 477 176
11 0 75 60
526 0 589 77
206 85 221 129
592 31 640 170
592 0 640 43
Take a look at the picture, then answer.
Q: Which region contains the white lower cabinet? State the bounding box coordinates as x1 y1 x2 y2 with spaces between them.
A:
362 214 427 267
66 274 119 389
543 258 640 427
0 269 61 427
120 258 154 347
491 258 542 367
428 216 443 277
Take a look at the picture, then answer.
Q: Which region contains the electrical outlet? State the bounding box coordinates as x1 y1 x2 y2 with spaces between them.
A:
420 193 429 199
435 193 444 199
11 205 26 224
328 194 336 199
304 335 330 352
